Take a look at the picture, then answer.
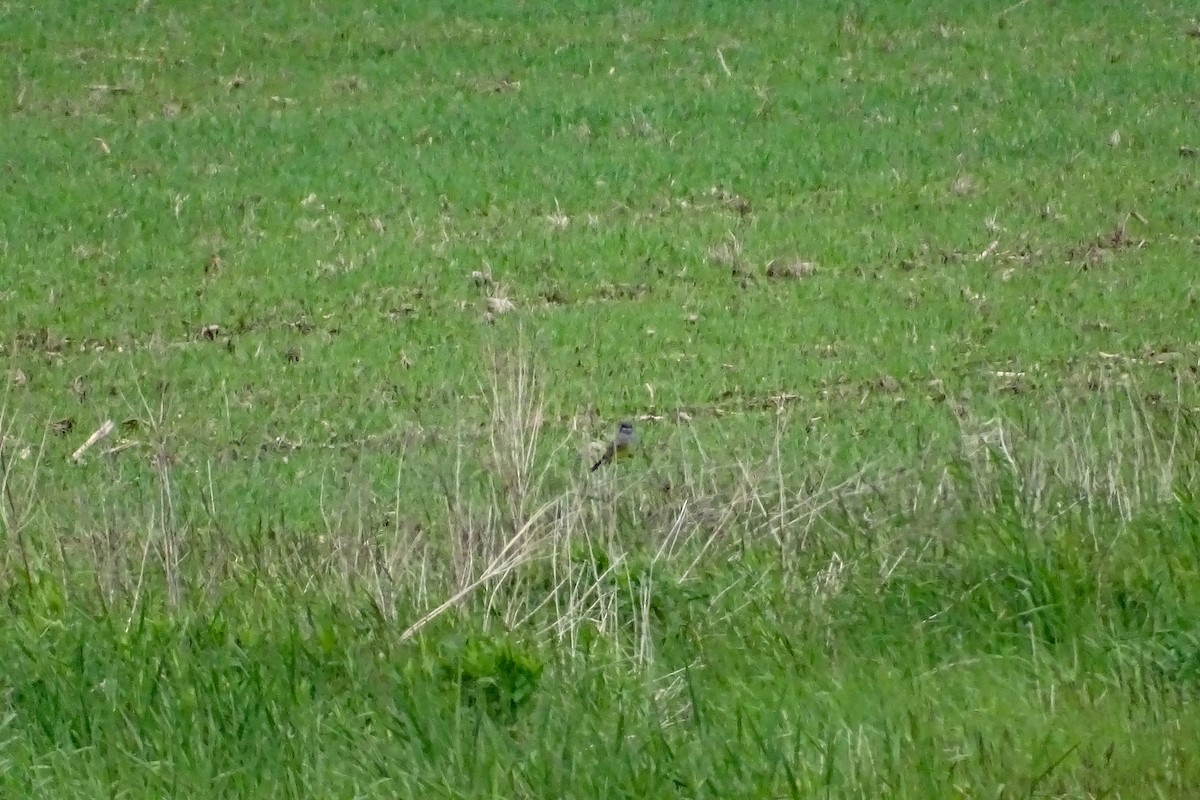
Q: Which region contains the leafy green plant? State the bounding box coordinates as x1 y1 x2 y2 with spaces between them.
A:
437 632 544 724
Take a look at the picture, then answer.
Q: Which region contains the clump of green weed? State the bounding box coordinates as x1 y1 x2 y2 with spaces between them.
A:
436 632 544 724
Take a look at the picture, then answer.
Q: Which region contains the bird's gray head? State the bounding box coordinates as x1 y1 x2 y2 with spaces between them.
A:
619 420 634 433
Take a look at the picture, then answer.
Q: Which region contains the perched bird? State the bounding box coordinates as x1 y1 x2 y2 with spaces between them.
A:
591 420 636 471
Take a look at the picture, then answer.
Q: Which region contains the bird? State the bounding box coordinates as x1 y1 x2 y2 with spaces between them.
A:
591 420 636 471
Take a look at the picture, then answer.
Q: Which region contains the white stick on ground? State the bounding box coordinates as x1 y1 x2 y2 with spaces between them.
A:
71 419 115 464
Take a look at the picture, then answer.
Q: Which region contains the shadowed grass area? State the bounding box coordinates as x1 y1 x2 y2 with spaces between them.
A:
2 0 1200 796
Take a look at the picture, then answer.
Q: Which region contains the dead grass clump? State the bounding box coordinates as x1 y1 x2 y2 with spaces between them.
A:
765 258 817 280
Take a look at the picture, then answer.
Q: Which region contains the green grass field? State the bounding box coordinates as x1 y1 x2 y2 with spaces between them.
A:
3 1 1200 796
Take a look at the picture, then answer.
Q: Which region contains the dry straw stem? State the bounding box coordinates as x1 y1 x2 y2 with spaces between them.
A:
939 372 1188 564
0 398 43 590
485 340 548 536
401 341 567 641
1 358 59 592
70 419 114 463
399 495 561 642
120 380 183 615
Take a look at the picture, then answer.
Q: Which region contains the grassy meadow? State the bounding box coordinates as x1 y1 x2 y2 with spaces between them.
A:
2 0 1200 796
